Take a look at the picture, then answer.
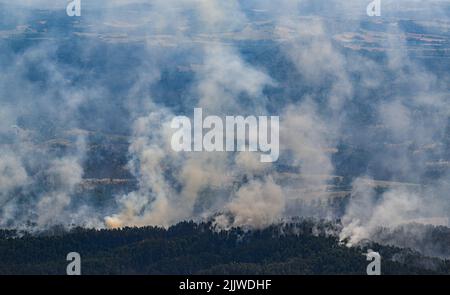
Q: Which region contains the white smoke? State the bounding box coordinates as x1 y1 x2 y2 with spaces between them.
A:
215 176 285 229
1 0 450 259
36 156 84 227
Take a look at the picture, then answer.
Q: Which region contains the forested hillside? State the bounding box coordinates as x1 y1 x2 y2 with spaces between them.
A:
1 221 449 275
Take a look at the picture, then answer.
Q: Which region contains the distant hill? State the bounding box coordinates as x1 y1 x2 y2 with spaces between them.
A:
0 221 449 275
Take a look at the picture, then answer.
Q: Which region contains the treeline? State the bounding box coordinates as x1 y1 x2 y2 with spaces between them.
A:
0 221 449 275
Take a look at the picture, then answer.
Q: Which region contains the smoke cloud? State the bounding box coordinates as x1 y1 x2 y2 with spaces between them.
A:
1 0 450 258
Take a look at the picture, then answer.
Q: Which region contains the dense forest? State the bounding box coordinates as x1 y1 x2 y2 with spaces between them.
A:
1 220 449 275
